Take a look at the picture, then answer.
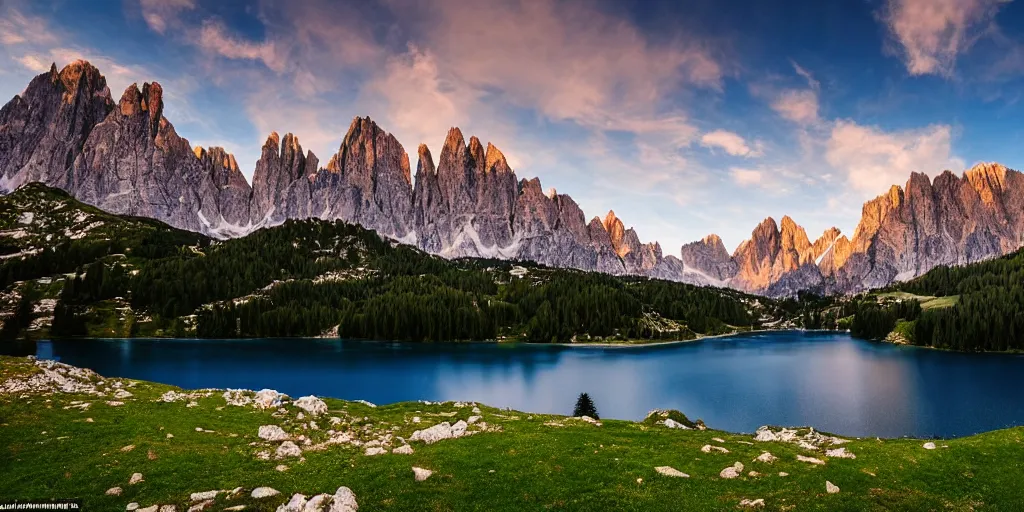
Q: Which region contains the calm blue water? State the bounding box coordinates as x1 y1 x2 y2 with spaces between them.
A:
13 331 1024 438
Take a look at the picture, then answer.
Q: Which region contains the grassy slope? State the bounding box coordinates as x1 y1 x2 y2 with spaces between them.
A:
2 356 1022 511
876 292 959 310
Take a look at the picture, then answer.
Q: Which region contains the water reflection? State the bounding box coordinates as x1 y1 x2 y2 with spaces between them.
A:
5 332 1024 438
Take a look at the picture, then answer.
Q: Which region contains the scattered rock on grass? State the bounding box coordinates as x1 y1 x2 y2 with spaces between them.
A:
129 473 143 485
413 467 433 482
662 418 689 429
654 466 689 478
923 442 936 450
255 389 285 409
331 486 358 512
796 455 826 465
276 441 302 458
190 490 220 502
276 465 289 472
826 447 856 459
305 494 332 511
738 498 765 508
364 447 386 456
720 462 744 479
127 504 139 511
106 487 122 496
252 487 280 499
277 493 307 512
701 444 729 454
410 421 471 444
826 481 840 494
392 445 414 455
187 500 213 512
755 452 777 463
258 425 290 441
121 445 135 452
294 396 328 416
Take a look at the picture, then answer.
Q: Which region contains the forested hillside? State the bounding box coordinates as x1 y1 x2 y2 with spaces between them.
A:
0 184 797 343
844 248 1024 351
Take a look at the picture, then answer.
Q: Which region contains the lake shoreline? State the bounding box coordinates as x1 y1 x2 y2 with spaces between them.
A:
536 328 850 349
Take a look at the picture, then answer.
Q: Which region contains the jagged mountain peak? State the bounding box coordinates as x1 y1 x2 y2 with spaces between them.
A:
194 146 240 173
6 60 1024 297
702 233 724 246
443 127 466 152
53 60 109 103
265 131 281 149
116 82 163 136
484 142 509 172
416 144 435 174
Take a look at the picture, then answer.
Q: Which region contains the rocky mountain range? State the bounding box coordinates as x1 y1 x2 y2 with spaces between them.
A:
3 61 1024 296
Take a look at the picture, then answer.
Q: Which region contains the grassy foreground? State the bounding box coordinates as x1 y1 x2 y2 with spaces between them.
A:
2 356 1022 511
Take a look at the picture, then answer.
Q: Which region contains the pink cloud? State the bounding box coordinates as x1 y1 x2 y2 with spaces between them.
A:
880 0 1006 76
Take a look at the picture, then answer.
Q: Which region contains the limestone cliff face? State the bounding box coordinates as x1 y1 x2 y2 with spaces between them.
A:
69 82 212 232
196 146 251 230
0 61 112 191
4 61 1024 296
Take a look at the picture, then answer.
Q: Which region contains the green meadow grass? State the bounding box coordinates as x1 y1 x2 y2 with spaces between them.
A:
1 355 1022 511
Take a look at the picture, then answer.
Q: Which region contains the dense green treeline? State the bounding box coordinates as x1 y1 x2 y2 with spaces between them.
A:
846 248 1024 351
31 211 767 342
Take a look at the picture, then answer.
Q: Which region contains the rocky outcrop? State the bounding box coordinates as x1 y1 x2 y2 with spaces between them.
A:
196 146 251 232
0 61 113 191
680 234 737 282
4 61 1024 297
250 132 317 226
311 116 414 241
69 81 210 232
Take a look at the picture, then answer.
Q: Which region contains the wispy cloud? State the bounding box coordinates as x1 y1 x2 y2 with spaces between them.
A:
700 130 762 157
879 0 1008 77
138 0 196 34
826 120 964 194
731 167 764 186
772 89 820 124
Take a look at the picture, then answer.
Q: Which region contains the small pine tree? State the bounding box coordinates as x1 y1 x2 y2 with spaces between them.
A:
573 392 599 419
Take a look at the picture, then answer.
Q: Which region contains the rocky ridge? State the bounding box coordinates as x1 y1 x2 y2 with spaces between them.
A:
3 61 1024 295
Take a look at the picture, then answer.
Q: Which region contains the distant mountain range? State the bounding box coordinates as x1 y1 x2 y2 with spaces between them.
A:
3 61 1023 296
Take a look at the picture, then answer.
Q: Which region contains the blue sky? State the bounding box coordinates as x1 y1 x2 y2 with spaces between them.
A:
3 0 1024 253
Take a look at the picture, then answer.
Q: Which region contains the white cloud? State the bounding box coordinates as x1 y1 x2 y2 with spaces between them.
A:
771 89 819 124
826 119 964 194
731 168 763 187
700 130 762 157
880 0 1007 76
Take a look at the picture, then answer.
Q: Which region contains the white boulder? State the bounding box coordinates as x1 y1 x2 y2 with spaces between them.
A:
328 487 358 512
252 487 280 499
259 425 290 441
654 466 689 478
413 467 433 482
276 441 302 458
294 396 328 416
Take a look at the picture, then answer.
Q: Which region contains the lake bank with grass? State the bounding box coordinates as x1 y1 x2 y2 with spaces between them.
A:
2 355 1023 511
